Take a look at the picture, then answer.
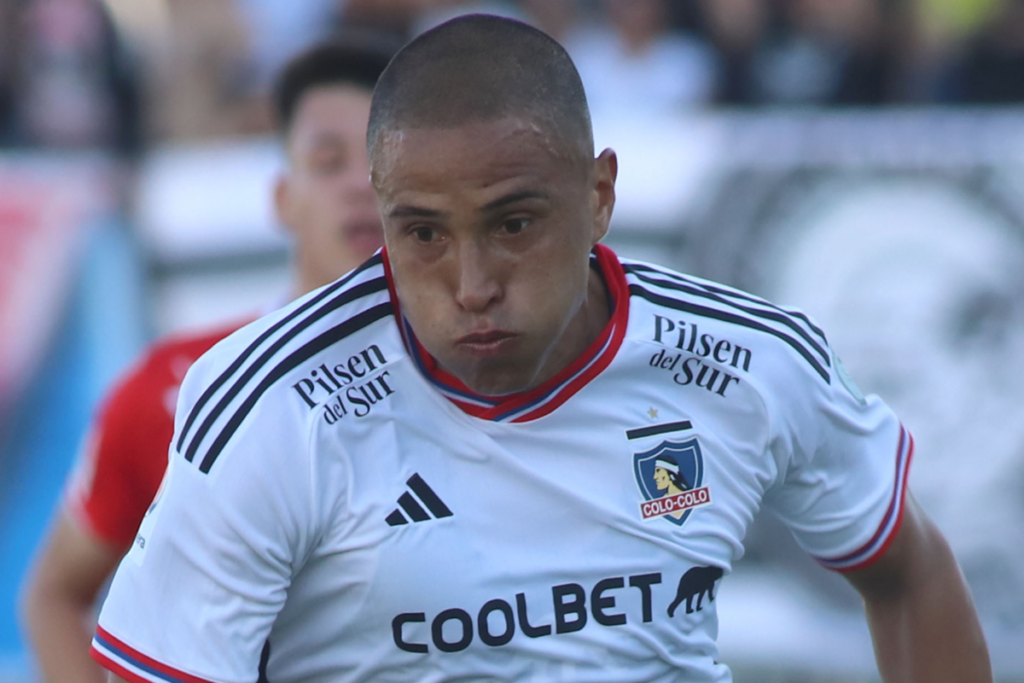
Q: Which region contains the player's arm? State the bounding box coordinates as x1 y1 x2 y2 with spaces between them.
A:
20 512 122 683
844 492 991 683
760 331 991 682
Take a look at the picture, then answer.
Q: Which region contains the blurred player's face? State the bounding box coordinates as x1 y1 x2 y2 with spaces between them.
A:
276 85 383 295
373 116 616 396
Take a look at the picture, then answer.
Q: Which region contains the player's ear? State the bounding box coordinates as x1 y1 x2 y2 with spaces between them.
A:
590 148 617 245
274 174 296 236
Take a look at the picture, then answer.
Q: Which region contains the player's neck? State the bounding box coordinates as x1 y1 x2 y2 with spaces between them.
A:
530 265 611 389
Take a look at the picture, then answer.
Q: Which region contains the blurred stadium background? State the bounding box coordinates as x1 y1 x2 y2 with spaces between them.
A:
2 0 1024 681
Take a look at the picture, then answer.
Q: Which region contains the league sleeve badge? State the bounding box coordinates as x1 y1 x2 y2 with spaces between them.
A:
632 438 712 526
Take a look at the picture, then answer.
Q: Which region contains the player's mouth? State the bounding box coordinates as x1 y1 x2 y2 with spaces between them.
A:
455 330 518 357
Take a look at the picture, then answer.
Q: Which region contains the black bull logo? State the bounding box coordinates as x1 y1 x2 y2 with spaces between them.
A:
667 565 724 617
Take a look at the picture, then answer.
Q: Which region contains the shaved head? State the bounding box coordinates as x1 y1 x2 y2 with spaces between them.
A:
367 14 594 172
368 16 618 397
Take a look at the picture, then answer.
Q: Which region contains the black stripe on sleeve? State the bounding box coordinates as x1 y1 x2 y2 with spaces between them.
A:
630 285 831 383
177 255 382 454
398 492 430 522
407 474 453 518
196 303 393 473
184 277 388 464
626 420 693 440
625 265 830 365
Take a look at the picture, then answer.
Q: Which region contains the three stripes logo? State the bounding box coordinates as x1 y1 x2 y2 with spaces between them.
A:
386 474 453 526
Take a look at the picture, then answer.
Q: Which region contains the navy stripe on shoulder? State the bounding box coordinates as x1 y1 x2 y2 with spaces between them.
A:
183 277 388 465
630 284 831 383
624 262 828 344
624 264 830 365
176 255 383 454
197 302 393 474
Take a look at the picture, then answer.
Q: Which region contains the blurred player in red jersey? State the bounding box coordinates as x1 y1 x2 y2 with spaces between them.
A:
18 36 394 683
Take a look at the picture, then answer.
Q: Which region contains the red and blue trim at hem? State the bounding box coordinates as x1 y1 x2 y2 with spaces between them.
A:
815 423 915 573
91 626 216 683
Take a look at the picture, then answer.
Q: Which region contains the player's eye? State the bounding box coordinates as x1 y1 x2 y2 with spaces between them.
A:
411 226 436 243
309 146 348 175
501 217 530 235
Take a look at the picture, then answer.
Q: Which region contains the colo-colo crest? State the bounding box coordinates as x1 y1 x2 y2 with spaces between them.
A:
633 438 712 526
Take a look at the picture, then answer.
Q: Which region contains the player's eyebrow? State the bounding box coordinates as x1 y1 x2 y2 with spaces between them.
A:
309 133 348 149
481 190 549 213
387 190 548 219
388 205 446 219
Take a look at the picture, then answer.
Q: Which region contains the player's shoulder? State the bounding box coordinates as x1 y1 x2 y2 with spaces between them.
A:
191 254 393 380
172 256 397 473
140 318 249 376
96 318 245 420
620 257 833 386
155 318 248 359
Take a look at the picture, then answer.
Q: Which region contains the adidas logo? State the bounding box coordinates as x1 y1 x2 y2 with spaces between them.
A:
386 473 453 526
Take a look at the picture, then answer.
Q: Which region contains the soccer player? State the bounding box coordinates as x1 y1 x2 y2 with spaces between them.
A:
92 15 991 683
19 37 393 683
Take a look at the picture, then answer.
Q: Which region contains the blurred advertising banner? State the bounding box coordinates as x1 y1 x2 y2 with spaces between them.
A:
603 110 1024 674
0 155 115 414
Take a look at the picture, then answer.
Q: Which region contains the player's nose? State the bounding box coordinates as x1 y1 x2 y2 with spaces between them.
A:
453 241 502 313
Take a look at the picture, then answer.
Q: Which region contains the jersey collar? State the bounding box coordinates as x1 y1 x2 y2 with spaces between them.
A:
382 243 629 422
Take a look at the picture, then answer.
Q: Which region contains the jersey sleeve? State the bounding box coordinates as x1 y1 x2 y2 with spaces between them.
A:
64 352 175 549
762 344 914 574
91 343 324 683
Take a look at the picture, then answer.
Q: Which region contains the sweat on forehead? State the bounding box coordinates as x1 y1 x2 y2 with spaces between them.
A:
367 14 594 166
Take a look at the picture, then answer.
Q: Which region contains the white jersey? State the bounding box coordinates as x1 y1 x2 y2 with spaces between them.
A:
93 246 912 683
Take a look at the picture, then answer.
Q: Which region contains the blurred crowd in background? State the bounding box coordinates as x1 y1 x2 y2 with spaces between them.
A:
2 0 1024 154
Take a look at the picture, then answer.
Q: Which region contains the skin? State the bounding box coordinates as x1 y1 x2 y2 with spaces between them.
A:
105 112 989 683
21 515 119 683
21 82 383 683
373 116 617 396
844 494 992 682
275 85 383 295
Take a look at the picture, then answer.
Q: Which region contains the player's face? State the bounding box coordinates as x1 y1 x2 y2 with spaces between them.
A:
373 116 616 395
276 85 383 293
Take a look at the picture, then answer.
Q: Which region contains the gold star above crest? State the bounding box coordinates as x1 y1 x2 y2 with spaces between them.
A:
647 407 659 419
